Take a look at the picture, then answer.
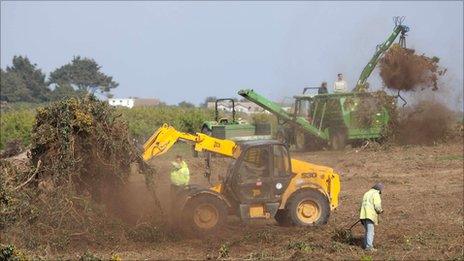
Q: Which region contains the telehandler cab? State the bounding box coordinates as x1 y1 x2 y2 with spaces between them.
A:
143 124 340 234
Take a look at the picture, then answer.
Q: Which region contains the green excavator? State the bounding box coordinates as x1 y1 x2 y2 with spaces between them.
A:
239 17 409 150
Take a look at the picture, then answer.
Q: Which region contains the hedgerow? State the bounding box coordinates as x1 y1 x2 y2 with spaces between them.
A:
0 105 214 150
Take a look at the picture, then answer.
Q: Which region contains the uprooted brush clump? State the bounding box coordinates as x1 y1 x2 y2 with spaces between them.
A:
1 97 164 252
29 97 150 200
379 44 446 92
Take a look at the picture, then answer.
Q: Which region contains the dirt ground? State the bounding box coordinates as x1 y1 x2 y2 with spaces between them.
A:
38 141 461 260
21 142 463 260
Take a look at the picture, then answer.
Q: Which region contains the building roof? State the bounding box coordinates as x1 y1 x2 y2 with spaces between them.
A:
133 98 161 107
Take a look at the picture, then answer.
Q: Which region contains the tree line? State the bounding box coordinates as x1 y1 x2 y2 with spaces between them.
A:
1 55 118 102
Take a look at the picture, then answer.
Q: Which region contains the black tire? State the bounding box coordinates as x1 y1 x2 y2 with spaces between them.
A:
274 209 292 226
287 189 330 226
183 194 227 234
330 130 346 150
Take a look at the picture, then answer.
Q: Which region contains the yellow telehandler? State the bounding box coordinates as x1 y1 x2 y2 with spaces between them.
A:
143 124 341 234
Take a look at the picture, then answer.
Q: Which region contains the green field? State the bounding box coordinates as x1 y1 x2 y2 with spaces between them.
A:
1 104 213 149
0 102 276 150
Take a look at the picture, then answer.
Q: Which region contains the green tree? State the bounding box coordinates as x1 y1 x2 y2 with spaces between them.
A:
1 69 29 102
50 84 84 101
0 56 50 102
178 101 195 108
49 56 118 95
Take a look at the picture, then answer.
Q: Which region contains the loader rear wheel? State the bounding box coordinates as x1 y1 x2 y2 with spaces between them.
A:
184 194 227 234
287 190 330 226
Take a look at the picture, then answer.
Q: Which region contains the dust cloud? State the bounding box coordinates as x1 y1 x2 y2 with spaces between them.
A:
394 100 457 145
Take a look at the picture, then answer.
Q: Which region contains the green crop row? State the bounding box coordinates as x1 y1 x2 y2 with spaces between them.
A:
0 105 215 150
0 108 36 150
0 103 280 150
118 106 214 143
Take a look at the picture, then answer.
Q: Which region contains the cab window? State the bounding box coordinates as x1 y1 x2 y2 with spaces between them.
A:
237 146 270 182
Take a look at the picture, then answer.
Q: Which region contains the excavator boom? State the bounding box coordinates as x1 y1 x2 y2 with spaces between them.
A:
142 123 239 161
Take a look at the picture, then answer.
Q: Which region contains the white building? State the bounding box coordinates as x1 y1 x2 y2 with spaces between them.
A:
108 98 161 108
108 98 135 108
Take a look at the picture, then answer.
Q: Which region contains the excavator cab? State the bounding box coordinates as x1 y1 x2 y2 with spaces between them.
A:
215 98 238 125
224 141 293 219
200 98 271 140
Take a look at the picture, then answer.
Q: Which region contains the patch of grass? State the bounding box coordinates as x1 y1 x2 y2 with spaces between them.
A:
127 224 164 242
110 253 122 261
436 155 463 161
332 228 355 244
79 251 101 261
360 255 373 261
286 241 313 253
245 251 270 260
0 244 28 261
329 241 345 253
254 228 273 244
402 235 413 251
218 243 230 259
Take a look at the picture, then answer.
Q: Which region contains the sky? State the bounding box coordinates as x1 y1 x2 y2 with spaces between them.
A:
1 1 463 109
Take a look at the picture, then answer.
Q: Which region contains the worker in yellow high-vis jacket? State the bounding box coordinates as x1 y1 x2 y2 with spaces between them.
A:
359 183 384 251
170 155 190 201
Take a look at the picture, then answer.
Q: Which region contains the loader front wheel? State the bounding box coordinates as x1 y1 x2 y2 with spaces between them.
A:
287 190 330 226
184 194 227 234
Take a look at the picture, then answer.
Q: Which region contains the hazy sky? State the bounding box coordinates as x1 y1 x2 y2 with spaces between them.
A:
1 1 463 109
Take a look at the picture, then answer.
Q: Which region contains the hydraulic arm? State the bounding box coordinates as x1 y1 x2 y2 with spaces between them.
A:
354 17 409 92
238 89 328 140
142 123 239 161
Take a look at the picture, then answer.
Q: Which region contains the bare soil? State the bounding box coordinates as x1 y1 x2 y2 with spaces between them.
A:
36 142 463 260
